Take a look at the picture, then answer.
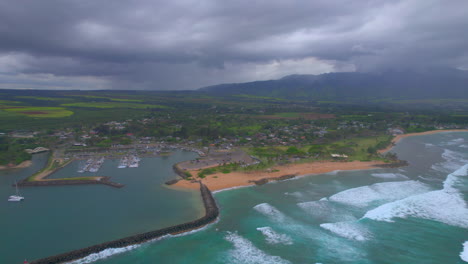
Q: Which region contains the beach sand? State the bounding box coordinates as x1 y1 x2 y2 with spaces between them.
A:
174 160 382 191
0 160 32 170
175 129 468 191
378 129 468 153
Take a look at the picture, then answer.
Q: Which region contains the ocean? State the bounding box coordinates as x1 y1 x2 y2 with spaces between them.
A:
2 132 468 263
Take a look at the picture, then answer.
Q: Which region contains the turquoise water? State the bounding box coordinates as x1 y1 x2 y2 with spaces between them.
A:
86 132 468 264
0 150 203 263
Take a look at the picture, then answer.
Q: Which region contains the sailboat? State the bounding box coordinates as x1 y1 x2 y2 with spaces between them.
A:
8 181 24 202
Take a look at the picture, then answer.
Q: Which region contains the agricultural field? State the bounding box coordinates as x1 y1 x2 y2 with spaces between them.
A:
61 102 166 109
259 112 335 120
3 106 74 118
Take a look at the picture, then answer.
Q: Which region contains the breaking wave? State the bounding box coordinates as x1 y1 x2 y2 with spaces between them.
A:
364 164 468 228
461 241 468 262
431 149 468 173
256 227 293 245
253 203 287 223
328 181 432 207
371 173 409 179
297 200 357 222
225 232 291 264
66 244 142 264
320 221 372 241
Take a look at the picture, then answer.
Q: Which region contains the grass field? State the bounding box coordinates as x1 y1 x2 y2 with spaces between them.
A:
69 95 144 102
3 106 74 118
62 102 166 109
15 96 76 102
259 112 335 120
0 100 22 105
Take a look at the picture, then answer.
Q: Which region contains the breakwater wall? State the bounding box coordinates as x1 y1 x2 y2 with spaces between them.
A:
17 177 124 188
173 162 188 178
29 182 219 264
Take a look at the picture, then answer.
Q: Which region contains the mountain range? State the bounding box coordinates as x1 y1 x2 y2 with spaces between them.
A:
199 68 468 101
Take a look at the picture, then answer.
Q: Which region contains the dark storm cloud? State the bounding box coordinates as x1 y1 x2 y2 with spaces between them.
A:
0 0 467 90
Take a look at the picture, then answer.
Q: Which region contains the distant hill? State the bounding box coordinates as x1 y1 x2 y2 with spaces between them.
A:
199 68 468 101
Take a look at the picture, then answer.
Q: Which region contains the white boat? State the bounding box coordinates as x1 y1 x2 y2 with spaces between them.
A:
118 157 128 168
8 182 24 202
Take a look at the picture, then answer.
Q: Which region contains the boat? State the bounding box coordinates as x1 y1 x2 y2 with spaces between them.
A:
118 156 128 168
8 182 24 202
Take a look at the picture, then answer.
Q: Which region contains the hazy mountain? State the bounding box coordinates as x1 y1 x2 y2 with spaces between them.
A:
199 68 468 101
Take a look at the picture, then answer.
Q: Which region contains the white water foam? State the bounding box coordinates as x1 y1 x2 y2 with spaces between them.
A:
256 227 293 245
461 241 468 262
446 138 465 146
371 173 409 179
225 232 291 264
253 203 287 223
431 149 468 173
297 200 357 222
67 244 142 264
320 222 372 241
364 164 468 228
328 181 431 207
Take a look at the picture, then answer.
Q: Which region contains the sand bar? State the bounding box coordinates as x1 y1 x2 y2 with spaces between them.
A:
174 160 382 191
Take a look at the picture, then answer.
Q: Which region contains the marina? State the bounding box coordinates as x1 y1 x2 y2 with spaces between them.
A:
117 154 140 168
78 157 105 173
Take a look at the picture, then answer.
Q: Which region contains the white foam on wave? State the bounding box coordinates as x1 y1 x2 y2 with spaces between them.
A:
461 144 468 148
328 181 431 207
253 203 287 223
67 244 143 264
446 138 465 145
431 149 468 173
297 200 357 222
320 222 372 241
371 173 409 179
284 191 305 200
364 164 468 228
364 190 468 228
256 227 293 245
461 241 468 262
225 232 291 264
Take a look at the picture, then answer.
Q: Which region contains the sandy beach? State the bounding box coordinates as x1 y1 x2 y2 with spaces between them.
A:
0 160 32 170
174 160 382 191
175 129 468 191
378 129 468 153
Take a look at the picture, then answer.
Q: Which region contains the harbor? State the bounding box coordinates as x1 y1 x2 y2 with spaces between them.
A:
0 150 203 263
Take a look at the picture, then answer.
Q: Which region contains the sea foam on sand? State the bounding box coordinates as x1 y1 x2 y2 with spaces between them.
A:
225 232 291 264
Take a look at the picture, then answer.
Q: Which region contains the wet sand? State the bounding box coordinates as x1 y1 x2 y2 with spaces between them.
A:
174 160 382 191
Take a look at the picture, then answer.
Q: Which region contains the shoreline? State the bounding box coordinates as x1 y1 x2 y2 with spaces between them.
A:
174 160 383 192
378 129 468 153
0 160 32 170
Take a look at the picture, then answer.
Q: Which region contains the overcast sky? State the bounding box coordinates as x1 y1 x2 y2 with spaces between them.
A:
1 0 467 90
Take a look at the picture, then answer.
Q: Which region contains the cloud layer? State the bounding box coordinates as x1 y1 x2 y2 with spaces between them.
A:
1 0 467 90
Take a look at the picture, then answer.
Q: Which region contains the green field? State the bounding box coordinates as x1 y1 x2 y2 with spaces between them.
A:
69 95 144 102
62 102 166 109
15 96 75 102
3 106 74 118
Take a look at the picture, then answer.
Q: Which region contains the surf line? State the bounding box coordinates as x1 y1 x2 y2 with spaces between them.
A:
29 182 219 264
